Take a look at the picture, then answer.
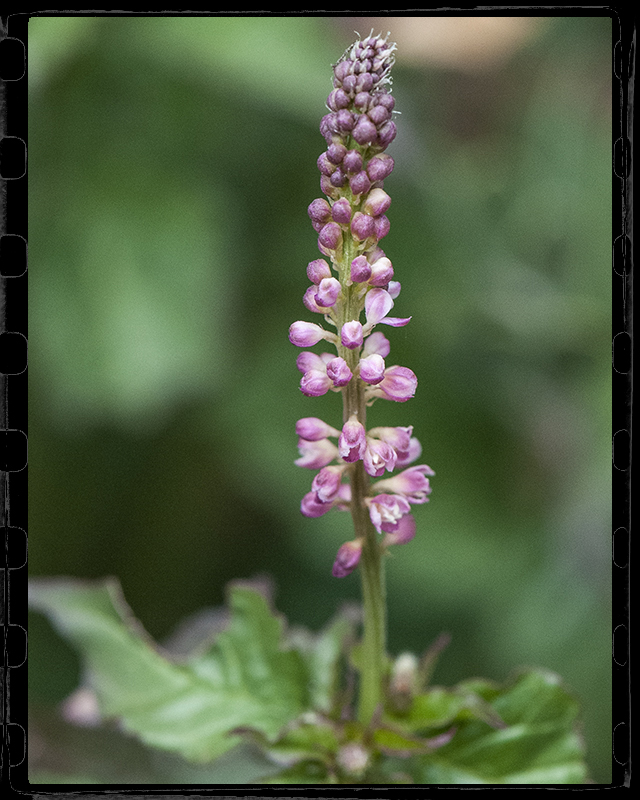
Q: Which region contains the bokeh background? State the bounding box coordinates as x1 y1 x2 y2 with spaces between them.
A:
28 15 612 784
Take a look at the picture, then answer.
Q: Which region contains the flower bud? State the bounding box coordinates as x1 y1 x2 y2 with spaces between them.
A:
350 255 372 283
377 120 397 148
341 320 364 349
331 198 352 224
368 257 394 287
296 350 330 374
317 152 336 177
312 465 344 503
327 88 350 111
374 215 391 240
388 652 419 712
301 491 333 518
289 321 329 347
355 72 373 93
338 416 366 462
368 104 390 126
327 142 347 164
296 417 341 441
319 112 339 144
363 188 391 217
315 277 341 307
329 167 346 188
295 438 339 469
303 286 325 313
354 91 371 111
318 222 343 251
378 365 417 402
343 149 363 174
352 115 377 145
307 198 332 226
375 93 395 112
349 170 371 196
367 153 395 182
326 357 352 387
300 369 332 397
306 258 332 284
351 212 375 241
336 109 356 132
359 353 386 385
332 540 363 578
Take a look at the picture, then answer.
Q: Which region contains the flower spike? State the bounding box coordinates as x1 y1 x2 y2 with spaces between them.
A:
290 32 433 577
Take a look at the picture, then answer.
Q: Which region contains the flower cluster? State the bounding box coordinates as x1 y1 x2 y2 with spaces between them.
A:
289 32 433 578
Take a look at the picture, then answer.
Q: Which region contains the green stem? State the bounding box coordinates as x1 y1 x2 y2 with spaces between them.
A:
352 459 387 724
335 193 387 725
339 305 387 724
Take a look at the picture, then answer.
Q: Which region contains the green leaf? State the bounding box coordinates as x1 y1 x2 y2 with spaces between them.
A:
287 606 357 713
261 760 335 784
29 577 310 762
413 669 588 784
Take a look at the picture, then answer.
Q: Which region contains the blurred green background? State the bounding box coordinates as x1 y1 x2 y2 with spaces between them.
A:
28 15 611 784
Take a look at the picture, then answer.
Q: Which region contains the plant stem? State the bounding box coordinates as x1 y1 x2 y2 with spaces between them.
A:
352 459 387 724
339 294 387 723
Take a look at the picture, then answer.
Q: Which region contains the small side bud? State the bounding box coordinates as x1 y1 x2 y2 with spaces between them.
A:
332 540 363 578
306 258 332 284
341 320 364 350
388 652 420 713
351 212 375 241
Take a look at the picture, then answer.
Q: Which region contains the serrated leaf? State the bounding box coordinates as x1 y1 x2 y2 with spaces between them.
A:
29 577 310 763
413 670 588 784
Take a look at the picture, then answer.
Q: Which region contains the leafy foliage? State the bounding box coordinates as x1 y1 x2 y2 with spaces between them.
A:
30 577 588 784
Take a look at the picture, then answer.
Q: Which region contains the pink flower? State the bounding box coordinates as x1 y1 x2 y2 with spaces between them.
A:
296 351 333 374
383 514 417 546
300 369 332 397
368 257 394 287
296 417 341 441
312 465 345 503
315 277 342 308
303 285 327 313
363 438 397 477
366 493 412 534
368 425 413 453
289 321 335 347
362 331 390 358
295 438 338 469
359 354 386 385
301 491 334 518
376 365 417 402
338 416 367 462
364 287 394 326
364 287 410 330
341 320 364 350
326 357 353 387
350 255 372 283
373 465 434 503
395 437 423 467
363 188 391 217
306 258 332 284
332 539 363 577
